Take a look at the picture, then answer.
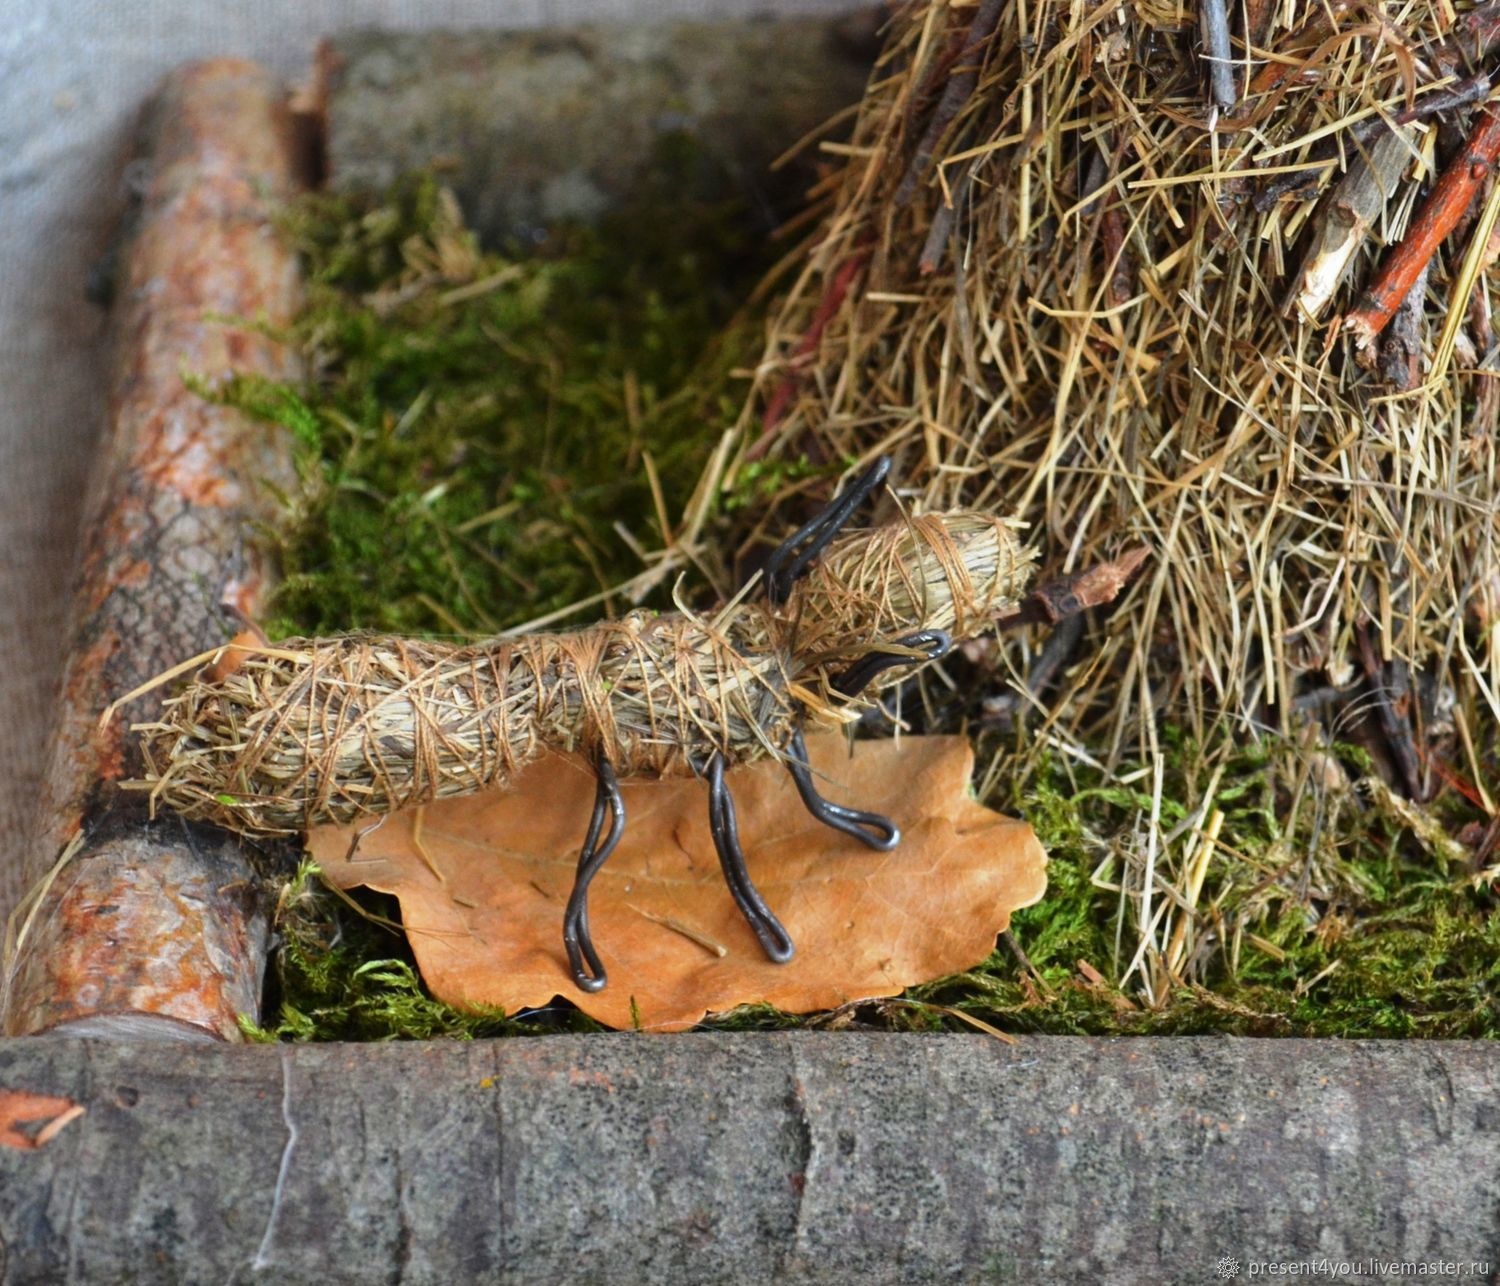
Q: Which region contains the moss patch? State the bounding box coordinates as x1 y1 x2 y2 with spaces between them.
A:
216 171 760 641
930 736 1499 1038
241 861 602 1042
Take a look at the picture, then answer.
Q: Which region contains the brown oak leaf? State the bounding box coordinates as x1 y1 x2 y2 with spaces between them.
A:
309 733 1047 1031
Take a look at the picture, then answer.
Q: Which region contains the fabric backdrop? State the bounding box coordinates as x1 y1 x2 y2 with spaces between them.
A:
0 0 853 923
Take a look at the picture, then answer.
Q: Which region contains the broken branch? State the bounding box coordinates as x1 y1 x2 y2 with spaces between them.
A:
1345 104 1500 351
994 546 1151 633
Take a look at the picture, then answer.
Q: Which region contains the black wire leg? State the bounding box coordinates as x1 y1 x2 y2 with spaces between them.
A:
759 456 891 605
783 728 900 850
705 752 795 963
832 629 952 697
561 755 626 992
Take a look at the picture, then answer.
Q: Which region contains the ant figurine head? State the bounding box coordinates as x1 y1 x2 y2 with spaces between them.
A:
755 457 1036 697
791 508 1034 669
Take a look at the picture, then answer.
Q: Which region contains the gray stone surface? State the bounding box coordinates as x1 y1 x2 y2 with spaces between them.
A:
0 1033 1496 1283
325 18 874 243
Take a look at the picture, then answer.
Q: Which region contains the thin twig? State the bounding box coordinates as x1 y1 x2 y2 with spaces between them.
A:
1001 930 1052 994
994 547 1151 632
1345 105 1500 350
1356 623 1423 800
1200 0 1237 114
1255 73 1491 213
983 613 1085 730
894 0 1005 207
919 164 979 274
983 550 1149 729
1378 255 1432 389
749 241 873 459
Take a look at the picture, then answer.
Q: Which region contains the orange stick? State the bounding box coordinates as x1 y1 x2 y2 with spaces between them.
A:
3 61 305 1040
1345 105 1500 350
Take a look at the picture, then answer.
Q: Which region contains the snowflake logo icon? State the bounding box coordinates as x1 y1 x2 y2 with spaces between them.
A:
1215 1256 1242 1280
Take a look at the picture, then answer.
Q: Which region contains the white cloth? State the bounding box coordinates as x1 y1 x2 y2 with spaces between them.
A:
0 0 850 921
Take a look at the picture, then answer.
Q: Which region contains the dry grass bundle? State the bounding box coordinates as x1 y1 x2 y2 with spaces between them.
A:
130 508 1032 835
712 0 1500 776
132 615 794 836
793 510 1035 676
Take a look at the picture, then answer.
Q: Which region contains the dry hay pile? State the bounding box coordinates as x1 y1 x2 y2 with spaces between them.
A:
709 0 1500 782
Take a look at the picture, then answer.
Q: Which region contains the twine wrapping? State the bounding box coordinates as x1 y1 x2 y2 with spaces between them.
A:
131 509 1033 836
787 511 1034 680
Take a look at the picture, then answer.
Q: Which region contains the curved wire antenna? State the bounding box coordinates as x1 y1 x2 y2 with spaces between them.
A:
561 754 626 992
706 751 795 963
760 456 892 605
833 629 952 697
783 728 900 850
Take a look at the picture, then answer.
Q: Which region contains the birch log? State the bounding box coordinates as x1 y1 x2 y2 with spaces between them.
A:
2 60 306 1041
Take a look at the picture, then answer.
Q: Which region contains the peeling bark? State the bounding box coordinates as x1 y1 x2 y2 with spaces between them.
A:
3 60 305 1040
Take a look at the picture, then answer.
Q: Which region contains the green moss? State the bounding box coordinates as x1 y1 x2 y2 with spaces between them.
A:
214 171 761 641
241 861 605 1041
219 173 1498 1042
908 735 1500 1039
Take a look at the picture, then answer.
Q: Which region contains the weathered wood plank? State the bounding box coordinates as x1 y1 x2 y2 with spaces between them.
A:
0 1034 1495 1283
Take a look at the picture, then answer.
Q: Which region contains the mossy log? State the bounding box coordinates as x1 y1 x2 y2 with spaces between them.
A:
319 14 878 242
2 60 307 1041
0 1033 1496 1282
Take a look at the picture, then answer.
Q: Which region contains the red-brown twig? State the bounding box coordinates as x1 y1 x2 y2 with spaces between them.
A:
748 241 872 460
994 546 1152 632
1345 105 1500 350
1212 3 1357 134
1100 204 1134 308
1243 0 1277 54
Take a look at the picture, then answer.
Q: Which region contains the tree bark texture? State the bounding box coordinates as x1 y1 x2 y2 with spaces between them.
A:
320 15 879 243
0 1033 1495 1284
3 60 307 1041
